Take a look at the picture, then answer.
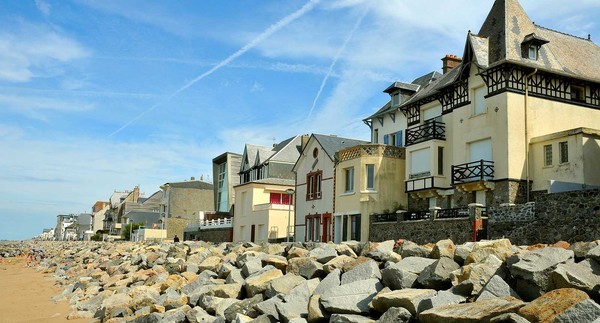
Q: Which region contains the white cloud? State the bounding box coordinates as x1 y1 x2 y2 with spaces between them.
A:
0 22 90 82
0 94 93 120
35 0 51 16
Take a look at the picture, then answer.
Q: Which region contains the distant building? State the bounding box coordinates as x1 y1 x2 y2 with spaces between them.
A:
55 214 78 241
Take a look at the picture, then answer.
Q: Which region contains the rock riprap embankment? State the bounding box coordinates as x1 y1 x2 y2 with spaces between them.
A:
13 239 600 322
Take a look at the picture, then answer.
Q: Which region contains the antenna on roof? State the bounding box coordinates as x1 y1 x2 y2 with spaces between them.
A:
589 34 592 41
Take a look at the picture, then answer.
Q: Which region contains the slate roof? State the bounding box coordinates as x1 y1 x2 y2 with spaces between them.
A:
124 211 162 226
234 177 295 187
165 180 213 190
313 134 368 162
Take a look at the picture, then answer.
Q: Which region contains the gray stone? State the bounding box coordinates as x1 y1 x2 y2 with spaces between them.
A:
451 255 504 296
489 313 531 323
309 245 338 264
510 247 574 300
554 299 600 323
569 241 599 259
336 244 358 258
162 305 191 323
307 294 328 322
217 261 237 279
587 244 600 262
418 297 526 323
400 241 431 258
417 288 467 313
454 242 475 265
362 240 395 262
186 306 218 323
226 268 246 284
381 256 435 290
198 295 240 317
370 288 437 315
265 273 306 298
275 299 309 322
323 255 356 273
130 313 163 323
417 257 460 290
287 257 324 279
341 260 381 285
551 259 600 297
158 289 189 310
242 258 264 278
224 294 264 322
284 278 320 303
249 314 278 323
254 295 285 321
320 278 383 314
245 267 284 297
199 256 223 273
477 275 521 301
329 314 375 323
313 269 341 296
376 307 412 323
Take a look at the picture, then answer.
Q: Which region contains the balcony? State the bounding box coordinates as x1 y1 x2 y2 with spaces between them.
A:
452 160 494 184
405 120 446 146
338 144 405 162
405 176 444 192
254 203 294 211
436 207 469 219
185 218 233 231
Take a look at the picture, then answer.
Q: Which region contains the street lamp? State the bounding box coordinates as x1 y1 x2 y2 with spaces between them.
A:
285 188 295 242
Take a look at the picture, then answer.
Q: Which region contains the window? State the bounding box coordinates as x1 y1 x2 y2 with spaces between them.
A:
423 104 442 122
438 147 444 175
528 45 537 60
366 164 375 190
270 192 291 205
474 86 486 115
571 85 585 102
373 129 379 144
350 214 361 241
410 148 431 178
559 141 568 163
389 133 396 146
345 167 354 193
392 93 400 106
217 162 228 212
306 171 322 200
313 147 319 158
544 144 552 166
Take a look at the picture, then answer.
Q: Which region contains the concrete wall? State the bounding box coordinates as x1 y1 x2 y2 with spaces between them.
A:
188 227 233 243
168 187 214 219
369 217 473 244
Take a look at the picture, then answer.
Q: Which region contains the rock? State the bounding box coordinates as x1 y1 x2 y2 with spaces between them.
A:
418 297 526 323
370 288 436 315
245 267 284 297
554 299 600 323
550 258 600 297
341 260 381 285
307 294 328 322
552 241 570 249
287 247 310 259
206 282 243 299
226 268 246 284
130 313 163 323
399 241 432 258
518 288 590 322
451 255 503 296
417 257 460 290
224 294 264 322
376 307 412 323
381 257 435 290
320 278 383 314
416 288 467 313
361 240 395 262
329 314 375 323
323 255 356 273
262 243 286 256
431 239 456 259
313 269 341 296
335 244 358 258
101 293 133 318
217 261 237 279
162 305 191 323
129 286 161 310
477 275 521 301
465 239 514 264
287 257 324 279
587 244 600 262
158 289 189 310
262 255 288 271
454 242 475 265
242 258 264 278
309 245 339 264
489 313 531 323
186 306 217 323
249 314 278 323
254 295 284 320
275 299 308 322
569 241 599 259
265 273 306 298
284 278 320 304
233 313 254 322
509 247 574 300
198 295 240 317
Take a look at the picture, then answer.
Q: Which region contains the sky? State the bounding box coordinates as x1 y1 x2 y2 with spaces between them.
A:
1 0 599 240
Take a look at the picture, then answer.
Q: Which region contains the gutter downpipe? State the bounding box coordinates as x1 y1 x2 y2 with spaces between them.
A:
525 68 538 203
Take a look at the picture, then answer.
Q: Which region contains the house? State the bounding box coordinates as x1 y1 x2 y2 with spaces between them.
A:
73 213 93 240
102 189 135 235
121 190 164 234
160 178 214 240
55 214 78 241
212 152 242 215
233 136 302 243
91 201 110 234
366 0 600 216
292 134 368 242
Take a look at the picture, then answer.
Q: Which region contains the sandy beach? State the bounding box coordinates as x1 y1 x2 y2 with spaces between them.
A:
0 256 88 323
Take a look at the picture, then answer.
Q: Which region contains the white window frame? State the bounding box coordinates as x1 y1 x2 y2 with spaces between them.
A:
345 167 354 193
366 164 375 190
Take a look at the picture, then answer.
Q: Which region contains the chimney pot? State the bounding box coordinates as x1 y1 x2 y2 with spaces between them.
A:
441 54 462 74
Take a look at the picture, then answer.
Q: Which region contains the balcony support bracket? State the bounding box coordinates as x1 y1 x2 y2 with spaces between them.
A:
455 181 496 193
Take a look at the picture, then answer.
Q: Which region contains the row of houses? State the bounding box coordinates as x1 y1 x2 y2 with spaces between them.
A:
44 0 600 244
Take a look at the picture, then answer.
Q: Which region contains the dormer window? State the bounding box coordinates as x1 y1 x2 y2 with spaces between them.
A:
392 93 400 106
521 33 549 61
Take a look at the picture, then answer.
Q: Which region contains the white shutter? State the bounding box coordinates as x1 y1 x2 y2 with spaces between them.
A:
469 139 492 162
410 148 431 175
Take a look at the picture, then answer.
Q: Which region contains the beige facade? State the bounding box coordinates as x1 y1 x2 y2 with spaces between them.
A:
232 180 294 243
334 144 406 243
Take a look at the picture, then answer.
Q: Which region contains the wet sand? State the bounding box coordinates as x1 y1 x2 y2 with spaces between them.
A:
0 257 89 323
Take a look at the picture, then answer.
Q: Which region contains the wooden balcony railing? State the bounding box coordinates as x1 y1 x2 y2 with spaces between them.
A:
452 160 494 184
405 121 446 146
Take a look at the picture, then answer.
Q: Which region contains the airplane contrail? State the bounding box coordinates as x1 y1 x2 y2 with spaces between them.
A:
109 0 321 137
306 5 369 120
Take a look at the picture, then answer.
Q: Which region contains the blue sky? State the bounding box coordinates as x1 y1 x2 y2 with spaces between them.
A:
1 0 599 240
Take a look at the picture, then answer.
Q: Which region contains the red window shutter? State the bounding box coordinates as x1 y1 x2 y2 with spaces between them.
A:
282 193 290 205
270 193 281 204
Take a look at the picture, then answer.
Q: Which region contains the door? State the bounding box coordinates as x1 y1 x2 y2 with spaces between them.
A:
250 224 255 242
322 213 332 242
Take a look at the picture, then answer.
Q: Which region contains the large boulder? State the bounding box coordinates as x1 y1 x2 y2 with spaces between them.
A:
323 255 356 274
518 288 590 322
416 257 460 290
451 255 503 296
381 257 436 290
550 258 600 298
320 278 383 314
309 245 339 264
416 288 467 313
287 257 324 279
244 267 284 297
361 240 396 262
554 299 600 323
477 275 521 301
341 260 381 285
465 239 514 264
370 288 436 315
418 297 526 323
399 241 431 258
509 247 574 300
265 273 306 298
431 239 456 260
223 294 264 322
377 307 412 323
313 269 341 296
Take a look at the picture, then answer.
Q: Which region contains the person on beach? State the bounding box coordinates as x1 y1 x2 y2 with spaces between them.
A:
173 235 180 243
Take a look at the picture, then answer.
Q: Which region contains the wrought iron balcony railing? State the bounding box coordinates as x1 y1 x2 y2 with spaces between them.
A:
452 160 494 184
436 207 470 219
405 120 446 146
403 210 431 221
405 176 443 192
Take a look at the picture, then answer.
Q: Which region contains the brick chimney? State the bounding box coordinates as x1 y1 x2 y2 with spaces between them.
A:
301 134 310 151
441 54 462 74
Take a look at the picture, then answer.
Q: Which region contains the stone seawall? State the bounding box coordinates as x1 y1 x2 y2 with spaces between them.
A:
370 218 472 245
